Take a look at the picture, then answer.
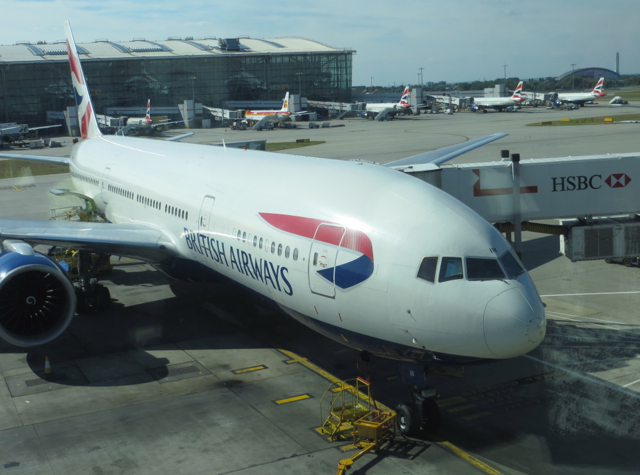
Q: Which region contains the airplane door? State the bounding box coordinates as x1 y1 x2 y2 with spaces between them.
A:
198 195 216 232
308 224 345 298
101 167 111 204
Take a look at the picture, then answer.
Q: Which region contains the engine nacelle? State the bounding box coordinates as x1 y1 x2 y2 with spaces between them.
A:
469 106 479 112
0 241 76 347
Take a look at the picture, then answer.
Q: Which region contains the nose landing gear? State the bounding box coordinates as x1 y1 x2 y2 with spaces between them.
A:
396 363 441 436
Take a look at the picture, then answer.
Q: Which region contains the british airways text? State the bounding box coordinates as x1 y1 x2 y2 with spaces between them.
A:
184 228 293 296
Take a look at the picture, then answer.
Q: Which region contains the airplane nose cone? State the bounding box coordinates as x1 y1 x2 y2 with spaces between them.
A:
484 288 546 358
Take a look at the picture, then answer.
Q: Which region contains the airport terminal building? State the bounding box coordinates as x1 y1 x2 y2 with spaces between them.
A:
0 36 354 126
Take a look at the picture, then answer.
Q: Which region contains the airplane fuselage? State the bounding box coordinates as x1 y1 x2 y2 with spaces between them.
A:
67 135 546 364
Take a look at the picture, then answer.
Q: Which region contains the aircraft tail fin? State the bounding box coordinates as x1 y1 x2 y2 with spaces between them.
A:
593 77 605 96
145 99 152 124
64 21 101 140
281 92 290 112
399 86 411 107
512 81 524 101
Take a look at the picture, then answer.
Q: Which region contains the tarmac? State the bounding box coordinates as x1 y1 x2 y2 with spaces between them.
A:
1 104 640 474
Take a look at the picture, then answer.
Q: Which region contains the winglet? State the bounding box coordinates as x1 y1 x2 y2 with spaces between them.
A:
64 21 101 140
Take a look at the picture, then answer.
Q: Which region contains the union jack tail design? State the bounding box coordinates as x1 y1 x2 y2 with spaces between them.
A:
592 77 606 97
145 99 152 124
64 21 101 140
399 86 411 107
511 81 524 102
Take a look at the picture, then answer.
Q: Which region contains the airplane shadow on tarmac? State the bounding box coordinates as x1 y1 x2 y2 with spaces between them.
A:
7 247 640 473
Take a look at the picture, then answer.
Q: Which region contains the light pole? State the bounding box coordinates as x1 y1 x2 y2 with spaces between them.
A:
502 62 508 82
190 76 196 102
418 67 424 87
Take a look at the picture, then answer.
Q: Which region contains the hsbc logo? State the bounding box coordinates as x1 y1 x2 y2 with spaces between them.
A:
552 174 631 192
605 173 632 188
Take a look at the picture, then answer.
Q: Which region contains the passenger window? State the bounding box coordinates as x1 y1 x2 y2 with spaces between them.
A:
259 237 263 249
242 232 247 242
417 256 438 283
278 244 282 256
285 246 290 258
253 235 258 247
439 257 463 282
466 258 505 280
293 248 298 261
271 242 276 253
237 230 241 240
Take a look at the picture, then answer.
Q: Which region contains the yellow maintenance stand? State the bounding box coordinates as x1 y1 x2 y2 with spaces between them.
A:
318 377 397 474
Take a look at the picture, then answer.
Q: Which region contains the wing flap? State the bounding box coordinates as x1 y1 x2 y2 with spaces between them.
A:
0 219 177 263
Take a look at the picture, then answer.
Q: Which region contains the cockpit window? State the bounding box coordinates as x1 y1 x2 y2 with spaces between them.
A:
439 257 463 282
466 258 505 280
500 251 526 278
417 256 438 283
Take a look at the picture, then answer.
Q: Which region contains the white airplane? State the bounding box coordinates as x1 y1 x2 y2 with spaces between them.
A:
362 86 411 120
471 81 525 112
0 22 546 435
244 92 292 121
121 99 183 135
554 77 606 106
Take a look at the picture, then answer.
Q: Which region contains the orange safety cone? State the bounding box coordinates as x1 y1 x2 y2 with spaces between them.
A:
44 356 52 375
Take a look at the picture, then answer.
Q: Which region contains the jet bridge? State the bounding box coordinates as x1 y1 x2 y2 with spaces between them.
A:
404 152 640 262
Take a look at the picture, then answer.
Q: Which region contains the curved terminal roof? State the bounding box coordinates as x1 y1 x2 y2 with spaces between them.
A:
0 36 354 63
556 67 621 81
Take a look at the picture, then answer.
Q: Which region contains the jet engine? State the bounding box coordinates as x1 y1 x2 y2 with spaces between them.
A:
0 240 76 347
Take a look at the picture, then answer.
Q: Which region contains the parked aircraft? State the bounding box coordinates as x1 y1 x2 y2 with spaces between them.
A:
554 77 606 106
0 22 546 436
244 92 292 121
470 81 524 112
361 86 411 120
121 99 183 135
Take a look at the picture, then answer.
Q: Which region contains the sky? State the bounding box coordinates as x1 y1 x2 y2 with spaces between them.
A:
1 0 639 87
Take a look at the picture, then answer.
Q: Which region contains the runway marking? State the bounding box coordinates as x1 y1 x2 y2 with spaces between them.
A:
231 365 268 374
542 291 640 297
447 404 477 413
623 378 640 388
546 311 633 330
274 394 311 405
277 348 506 475
524 354 640 400
0 184 34 191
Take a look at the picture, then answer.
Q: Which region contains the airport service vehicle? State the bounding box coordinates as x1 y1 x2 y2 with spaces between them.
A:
0 22 546 435
470 81 525 112
554 78 606 106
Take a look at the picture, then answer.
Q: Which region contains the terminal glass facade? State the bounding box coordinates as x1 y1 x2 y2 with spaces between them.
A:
0 52 352 126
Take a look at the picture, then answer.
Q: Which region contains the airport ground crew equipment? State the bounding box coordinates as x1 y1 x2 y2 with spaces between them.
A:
319 377 376 441
335 409 397 475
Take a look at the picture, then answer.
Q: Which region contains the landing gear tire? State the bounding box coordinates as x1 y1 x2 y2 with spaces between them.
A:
75 283 111 314
604 258 613 264
421 398 441 432
623 258 633 267
396 402 421 437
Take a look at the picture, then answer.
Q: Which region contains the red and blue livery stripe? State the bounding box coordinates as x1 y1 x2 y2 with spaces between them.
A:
259 213 374 289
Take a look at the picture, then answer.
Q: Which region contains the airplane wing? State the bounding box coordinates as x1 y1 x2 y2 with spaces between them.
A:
383 133 508 172
0 152 70 166
375 108 395 121
150 120 184 129
29 125 63 131
0 219 178 263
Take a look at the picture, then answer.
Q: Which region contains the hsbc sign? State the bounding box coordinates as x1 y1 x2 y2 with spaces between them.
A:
551 174 632 192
